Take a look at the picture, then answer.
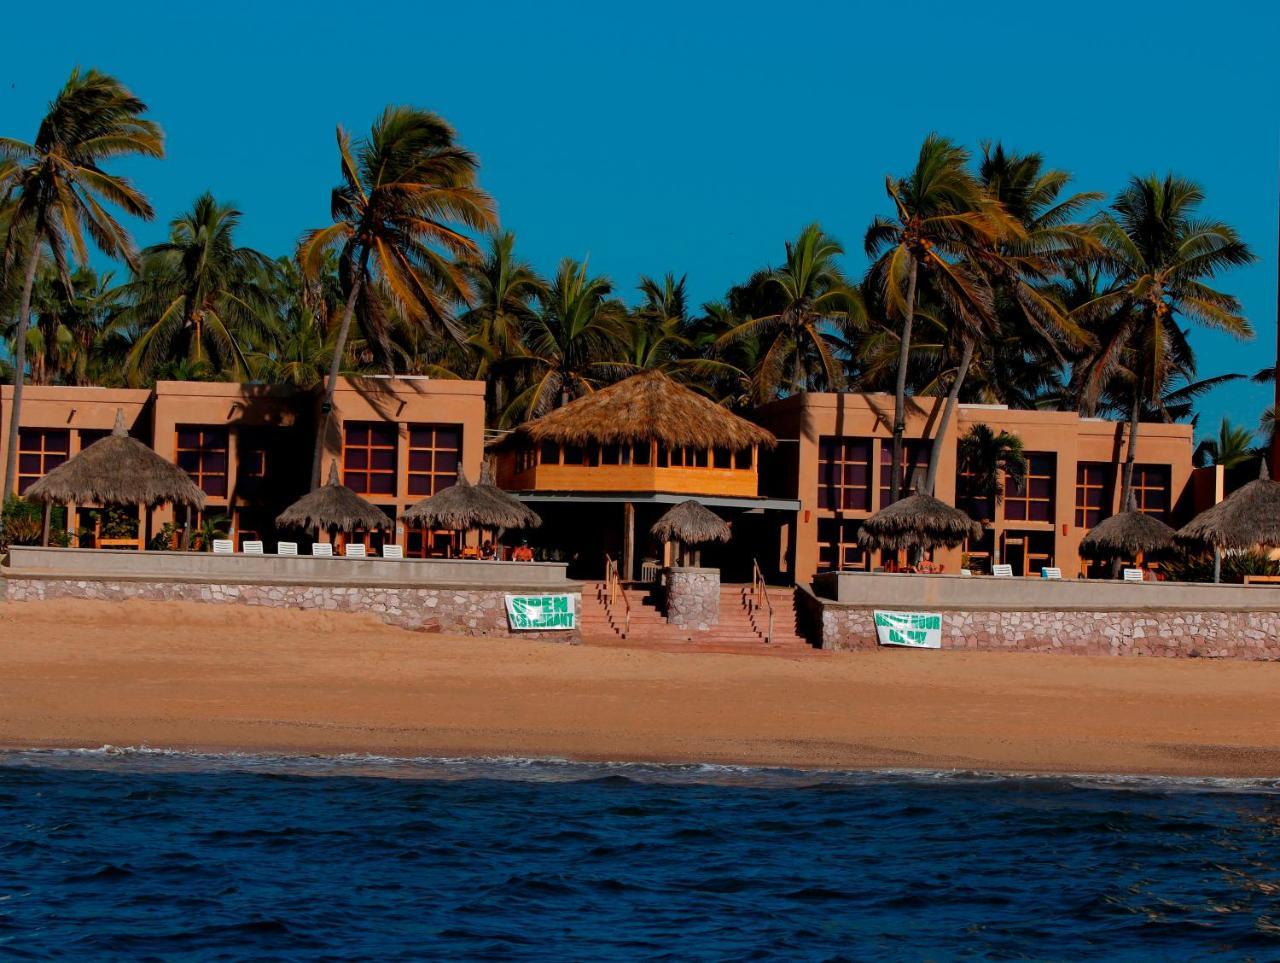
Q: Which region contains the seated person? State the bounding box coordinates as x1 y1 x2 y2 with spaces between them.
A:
479 540 496 560
512 541 534 562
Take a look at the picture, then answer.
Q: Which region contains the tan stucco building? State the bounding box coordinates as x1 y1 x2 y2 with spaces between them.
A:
1 376 486 553
751 392 1196 583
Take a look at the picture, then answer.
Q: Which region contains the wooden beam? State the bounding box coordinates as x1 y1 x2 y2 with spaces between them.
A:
622 501 635 581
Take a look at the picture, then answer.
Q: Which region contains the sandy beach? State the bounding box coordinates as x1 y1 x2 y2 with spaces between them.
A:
1 598 1278 777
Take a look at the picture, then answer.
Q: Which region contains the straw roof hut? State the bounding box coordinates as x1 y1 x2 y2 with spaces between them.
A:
1079 497 1175 559
401 471 541 531
857 492 983 551
505 370 776 451
1176 461 1280 552
651 499 732 545
24 410 206 510
276 461 389 533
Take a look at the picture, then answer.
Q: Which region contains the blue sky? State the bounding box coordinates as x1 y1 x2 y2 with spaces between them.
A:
2 0 1276 440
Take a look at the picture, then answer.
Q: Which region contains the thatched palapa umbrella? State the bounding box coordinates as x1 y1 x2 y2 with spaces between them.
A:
24 409 206 548
1176 460 1280 582
276 461 390 544
401 470 540 555
651 499 731 566
857 492 983 556
1079 494 1175 569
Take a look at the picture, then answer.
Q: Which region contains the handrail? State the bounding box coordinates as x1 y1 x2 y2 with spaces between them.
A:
750 558 774 644
603 553 631 638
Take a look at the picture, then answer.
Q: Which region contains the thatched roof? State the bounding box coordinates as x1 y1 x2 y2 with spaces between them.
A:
651 499 732 545
1176 461 1280 551
1079 497 1176 558
401 471 541 530
505 370 776 450
857 493 983 551
276 462 390 532
24 409 206 509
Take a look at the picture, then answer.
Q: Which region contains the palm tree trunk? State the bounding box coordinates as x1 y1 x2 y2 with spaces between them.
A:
889 255 919 503
923 336 975 496
1118 382 1142 511
310 274 364 489
3 243 43 501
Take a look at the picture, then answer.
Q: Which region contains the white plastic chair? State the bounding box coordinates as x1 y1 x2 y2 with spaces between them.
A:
1040 566 1062 580
343 543 367 559
960 568 973 577
310 542 333 558
212 539 234 555
242 540 265 556
276 541 298 557
1122 568 1145 582
380 544 403 560
991 563 1013 578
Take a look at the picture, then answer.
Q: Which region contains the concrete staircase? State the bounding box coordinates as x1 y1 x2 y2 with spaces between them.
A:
579 581 816 654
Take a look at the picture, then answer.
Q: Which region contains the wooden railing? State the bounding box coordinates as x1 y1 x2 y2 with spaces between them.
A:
749 558 774 644
603 553 631 638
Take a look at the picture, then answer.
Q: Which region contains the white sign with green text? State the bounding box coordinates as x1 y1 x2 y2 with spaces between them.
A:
873 610 942 649
505 594 576 631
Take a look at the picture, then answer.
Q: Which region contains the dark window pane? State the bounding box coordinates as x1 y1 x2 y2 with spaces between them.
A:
408 450 432 472
540 442 560 465
713 448 732 469
370 449 396 471
408 475 431 496
735 447 753 469
345 449 368 470
369 474 395 495
204 451 227 473
435 449 459 474
633 444 651 466
18 454 40 474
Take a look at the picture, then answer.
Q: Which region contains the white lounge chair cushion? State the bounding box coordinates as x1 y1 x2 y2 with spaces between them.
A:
992 564 1013 578
381 544 403 560
343 543 367 558
242 540 265 555
212 539 234 555
1040 567 1062 580
310 543 333 558
1122 568 1145 582
276 542 298 556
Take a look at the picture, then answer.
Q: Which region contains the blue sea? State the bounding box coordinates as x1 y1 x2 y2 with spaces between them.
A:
2 750 1278 961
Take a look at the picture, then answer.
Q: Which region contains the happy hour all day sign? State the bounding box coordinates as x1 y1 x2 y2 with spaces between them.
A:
505 594 576 631
873 610 943 649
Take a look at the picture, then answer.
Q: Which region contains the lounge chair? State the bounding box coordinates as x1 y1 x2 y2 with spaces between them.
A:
1040 566 1062 580
276 541 298 556
991 563 1014 578
960 568 973 577
212 539 234 555
242 540 265 556
381 544 404 560
1122 568 1145 582
343 543 367 559
310 543 333 558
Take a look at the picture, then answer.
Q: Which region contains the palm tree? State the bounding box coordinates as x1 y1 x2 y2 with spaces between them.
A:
459 232 544 423
957 424 1027 564
0 67 162 498
864 135 1008 503
715 224 863 402
501 258 624 423
921 146 1098 494
1193 418 1257 469
298 106 496 485
1077 175 1255 509
113 193 278 384
23 264 121 385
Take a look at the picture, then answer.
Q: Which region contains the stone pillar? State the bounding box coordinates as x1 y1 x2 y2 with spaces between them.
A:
665 566 720 630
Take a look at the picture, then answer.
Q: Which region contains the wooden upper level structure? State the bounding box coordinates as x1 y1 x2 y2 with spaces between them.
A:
494 371 776 499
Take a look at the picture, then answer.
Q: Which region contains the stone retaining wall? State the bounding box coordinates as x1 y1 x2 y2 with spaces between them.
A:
664 567 720 630
810 594 1280 660
2 576 581 642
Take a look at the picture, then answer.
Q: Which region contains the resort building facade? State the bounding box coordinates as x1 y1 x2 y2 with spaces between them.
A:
1 377 486 553
751 392 1196 583
3 373 1199 581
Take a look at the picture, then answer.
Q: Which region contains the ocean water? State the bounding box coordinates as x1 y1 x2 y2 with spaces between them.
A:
1 750 1278 961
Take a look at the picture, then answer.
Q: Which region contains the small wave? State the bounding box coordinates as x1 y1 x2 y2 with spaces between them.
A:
0 746 1276 795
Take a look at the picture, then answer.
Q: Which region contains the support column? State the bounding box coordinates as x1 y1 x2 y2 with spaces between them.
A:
622 501 635 582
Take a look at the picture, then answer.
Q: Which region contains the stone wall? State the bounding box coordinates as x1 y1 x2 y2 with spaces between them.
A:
809 594 1280 660
665 567 719 630
2 576 581 642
